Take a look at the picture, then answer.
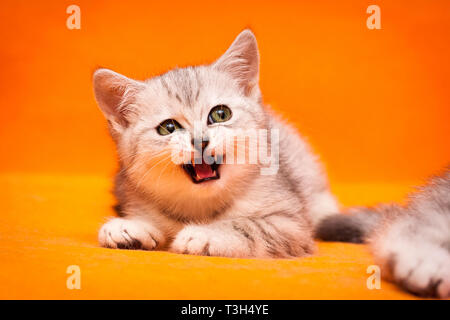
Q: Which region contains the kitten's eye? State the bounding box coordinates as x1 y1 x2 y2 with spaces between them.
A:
157 119 182 136
208 105 232 124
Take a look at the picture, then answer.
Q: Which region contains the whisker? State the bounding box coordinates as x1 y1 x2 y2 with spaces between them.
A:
134 154 172 190
156 160 172 188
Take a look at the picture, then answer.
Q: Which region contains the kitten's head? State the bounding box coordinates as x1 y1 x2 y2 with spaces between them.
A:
93 30 268 217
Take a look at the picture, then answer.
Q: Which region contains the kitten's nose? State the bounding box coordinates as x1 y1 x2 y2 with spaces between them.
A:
191 138 209 151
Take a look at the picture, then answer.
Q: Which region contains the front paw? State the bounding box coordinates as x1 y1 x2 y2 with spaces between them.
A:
386 246 450 298
170 225 250 258
98 218 160 250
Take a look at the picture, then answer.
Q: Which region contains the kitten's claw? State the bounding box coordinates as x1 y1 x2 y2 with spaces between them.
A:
385 245 450 298
98 218 159 250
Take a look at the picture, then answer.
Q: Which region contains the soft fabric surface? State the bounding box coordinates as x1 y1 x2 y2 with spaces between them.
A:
0 173 422 299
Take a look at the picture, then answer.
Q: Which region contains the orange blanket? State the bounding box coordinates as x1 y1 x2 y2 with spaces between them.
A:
0 174 419 299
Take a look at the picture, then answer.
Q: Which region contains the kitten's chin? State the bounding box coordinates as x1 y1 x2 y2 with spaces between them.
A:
132 162 256 220
133 159 253 196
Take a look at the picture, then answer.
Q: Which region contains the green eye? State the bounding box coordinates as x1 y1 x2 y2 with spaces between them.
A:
208 105 232 124
157 119 182 136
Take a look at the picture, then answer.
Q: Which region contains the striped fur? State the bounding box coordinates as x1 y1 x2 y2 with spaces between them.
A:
316 169 450 298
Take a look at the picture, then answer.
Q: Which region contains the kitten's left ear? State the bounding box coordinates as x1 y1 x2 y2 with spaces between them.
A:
213 29 260 98
93 68 145 129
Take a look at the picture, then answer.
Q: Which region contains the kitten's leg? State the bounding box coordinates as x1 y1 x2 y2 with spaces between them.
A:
307 190 339 227
170 212 315 258
98 216 165 250
371 215 450 298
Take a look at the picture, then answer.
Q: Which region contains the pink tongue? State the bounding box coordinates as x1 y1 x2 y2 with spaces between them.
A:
195 163 215 179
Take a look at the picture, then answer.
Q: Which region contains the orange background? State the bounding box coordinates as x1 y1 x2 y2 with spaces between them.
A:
0 0 449 299
1 0 449 185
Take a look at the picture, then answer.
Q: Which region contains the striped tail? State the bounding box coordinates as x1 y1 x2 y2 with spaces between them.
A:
314 207 381 243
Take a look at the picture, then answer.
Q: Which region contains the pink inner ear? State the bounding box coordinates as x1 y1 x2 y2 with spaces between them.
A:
93 69 143 127
213 30 260 95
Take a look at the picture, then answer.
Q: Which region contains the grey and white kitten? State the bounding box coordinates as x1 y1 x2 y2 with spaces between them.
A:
317 169 450 298
93 30 338 258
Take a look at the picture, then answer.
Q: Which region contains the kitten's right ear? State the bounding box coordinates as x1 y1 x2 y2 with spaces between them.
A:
92 68 144 127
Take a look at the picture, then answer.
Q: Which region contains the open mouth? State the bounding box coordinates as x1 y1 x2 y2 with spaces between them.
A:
181 162 221 184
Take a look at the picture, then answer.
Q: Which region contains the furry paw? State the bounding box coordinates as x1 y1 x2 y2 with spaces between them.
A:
385 245 450 298
98 218 160 250
170 225 250 258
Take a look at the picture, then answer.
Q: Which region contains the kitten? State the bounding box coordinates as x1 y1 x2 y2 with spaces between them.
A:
316 169 450 298
93 29 338 258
